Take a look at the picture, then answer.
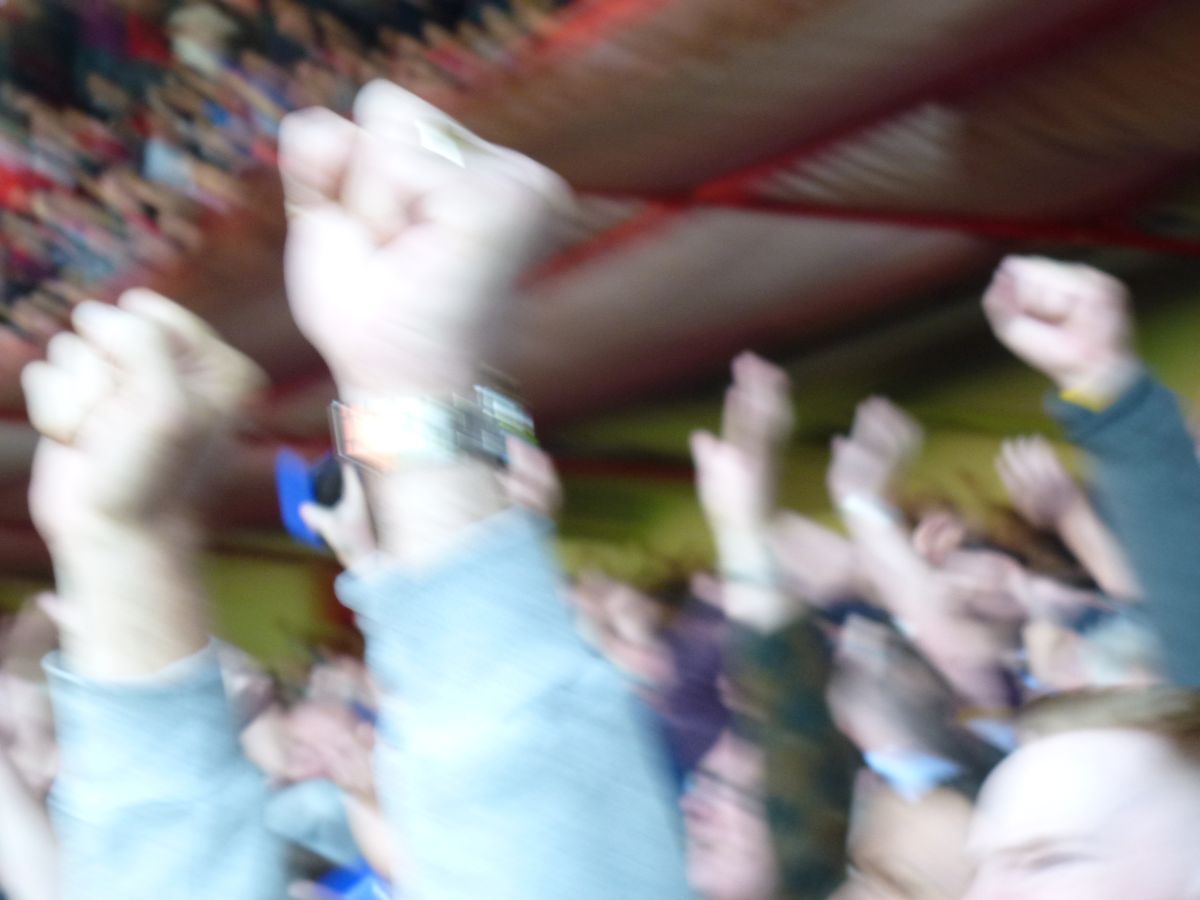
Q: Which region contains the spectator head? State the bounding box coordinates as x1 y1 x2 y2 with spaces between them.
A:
966 688 1200 900
840 779 979 900
828 615 963 758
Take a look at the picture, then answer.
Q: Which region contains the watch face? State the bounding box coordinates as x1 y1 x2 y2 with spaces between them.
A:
330 400 417 470
475 385 537 446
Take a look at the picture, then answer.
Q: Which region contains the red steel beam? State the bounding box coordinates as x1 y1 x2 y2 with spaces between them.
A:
696 0 1174 204
551 0 1173 275
610 193 1200 257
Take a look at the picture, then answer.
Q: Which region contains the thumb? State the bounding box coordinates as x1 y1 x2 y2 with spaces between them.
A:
299 503 335 544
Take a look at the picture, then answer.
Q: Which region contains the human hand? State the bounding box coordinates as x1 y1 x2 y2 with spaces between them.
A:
305 655 375 711
279 82 570 400
982 256 1139 397
499 437 562 520
848 396 923 476
828 397 922 507
22 290 264 543
769 512 859 607
721 352 794 459
284 700 376 799
996 436 1085 530
691 354 793 533
910 508 968 566
300 464 378 571
690 430 775 534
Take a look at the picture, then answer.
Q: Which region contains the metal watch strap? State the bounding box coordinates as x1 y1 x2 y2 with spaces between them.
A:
329 387 535 471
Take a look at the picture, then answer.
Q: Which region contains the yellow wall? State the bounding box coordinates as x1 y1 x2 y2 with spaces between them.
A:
5 262 1200 659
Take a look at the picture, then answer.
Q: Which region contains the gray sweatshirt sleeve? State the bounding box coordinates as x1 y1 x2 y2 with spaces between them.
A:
44 647 288 900
337 509 693 900
1047 373 1200 687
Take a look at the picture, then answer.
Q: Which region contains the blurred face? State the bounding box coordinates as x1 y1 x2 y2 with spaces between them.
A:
966 730 1200 900
846 782 976 900
0 675 57 798
938 548 1026 623
682 731 777 900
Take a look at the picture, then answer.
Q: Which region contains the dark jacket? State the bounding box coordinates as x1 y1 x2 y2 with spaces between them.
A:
1048 373 1200 687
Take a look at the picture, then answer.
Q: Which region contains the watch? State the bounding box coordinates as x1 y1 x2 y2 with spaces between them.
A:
330 386 535 471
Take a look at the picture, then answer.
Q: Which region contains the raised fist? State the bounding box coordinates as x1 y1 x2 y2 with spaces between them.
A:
982 256 1138 397
22 291 263 543
279 82 570 400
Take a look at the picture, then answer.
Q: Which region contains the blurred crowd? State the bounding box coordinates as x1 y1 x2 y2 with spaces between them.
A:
3 44 1200 900
0 0 557 340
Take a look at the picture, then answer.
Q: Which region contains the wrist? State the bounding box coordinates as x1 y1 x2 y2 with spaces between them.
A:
715 526 775 574
710 515 771 543
47 506 200 556
330 387 534 473
49 512 209 678
1057 356 1141 410
335 357 480 405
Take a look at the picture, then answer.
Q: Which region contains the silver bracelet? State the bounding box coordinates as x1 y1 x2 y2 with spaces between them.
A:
330 387 535 472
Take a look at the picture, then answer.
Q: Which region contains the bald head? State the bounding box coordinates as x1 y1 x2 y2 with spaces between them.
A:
966 728 1200 900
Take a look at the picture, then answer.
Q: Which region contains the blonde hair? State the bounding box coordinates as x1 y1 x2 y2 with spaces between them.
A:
1019 687 1200 765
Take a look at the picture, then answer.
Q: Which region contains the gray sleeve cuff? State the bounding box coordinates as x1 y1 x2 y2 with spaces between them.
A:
45 644 246 806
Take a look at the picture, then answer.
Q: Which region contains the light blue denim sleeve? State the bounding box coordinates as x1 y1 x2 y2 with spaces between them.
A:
265 779 362 869
338 509 693 900
44 647 288 900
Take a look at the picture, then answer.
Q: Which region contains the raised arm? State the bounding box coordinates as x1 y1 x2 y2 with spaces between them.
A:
21 290 285 900
982 255 1200 686
828 399 1010 709
690 353 798 633
278 82 691 900
996 434 1139 600
690 353 856 899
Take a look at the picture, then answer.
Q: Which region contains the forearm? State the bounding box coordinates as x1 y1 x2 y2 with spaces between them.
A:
362 461 506 568
838 499 944 626
839 502 1005 705
0 748 57 900
344 794 399 884
713 524 797 633
48 514 208 680
1056 500 1139 600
